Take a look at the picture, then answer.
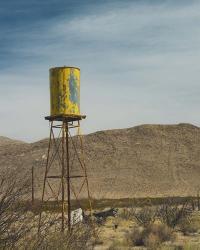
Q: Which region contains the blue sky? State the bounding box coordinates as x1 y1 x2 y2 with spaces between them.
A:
0 0 200 141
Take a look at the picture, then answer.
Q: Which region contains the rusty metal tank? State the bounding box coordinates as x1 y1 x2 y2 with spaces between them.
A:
49 66 80 116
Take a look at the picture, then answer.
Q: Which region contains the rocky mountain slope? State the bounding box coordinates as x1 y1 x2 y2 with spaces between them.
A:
1 123 200 199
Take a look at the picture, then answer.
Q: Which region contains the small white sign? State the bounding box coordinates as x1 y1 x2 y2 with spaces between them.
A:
71 208 83 225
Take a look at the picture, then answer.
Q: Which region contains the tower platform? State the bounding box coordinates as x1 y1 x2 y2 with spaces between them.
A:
45 114 86 122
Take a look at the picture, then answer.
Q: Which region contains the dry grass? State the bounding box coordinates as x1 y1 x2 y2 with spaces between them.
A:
158 199 191 228
126 226 144 246
33 224 95 250
182 243 200 250
0 170 33 249
131 206 158 227
159 246 182 250
179 212 200 235
0 171 200 250
126 223 174 249
108 239 131 250
0 170 98 250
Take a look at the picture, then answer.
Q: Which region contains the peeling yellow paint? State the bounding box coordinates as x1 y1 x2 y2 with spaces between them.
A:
49 67 80 116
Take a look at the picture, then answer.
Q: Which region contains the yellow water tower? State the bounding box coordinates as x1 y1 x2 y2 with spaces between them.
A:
39 66 91 233
49 66 80 117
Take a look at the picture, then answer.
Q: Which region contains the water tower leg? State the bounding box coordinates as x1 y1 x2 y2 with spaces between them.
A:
61 121 65 232
38 122 53 234
65 122 71 231
77 122 92 216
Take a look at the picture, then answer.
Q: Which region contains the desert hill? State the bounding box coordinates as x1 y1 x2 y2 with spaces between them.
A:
1 123 200 199
0 136 25 146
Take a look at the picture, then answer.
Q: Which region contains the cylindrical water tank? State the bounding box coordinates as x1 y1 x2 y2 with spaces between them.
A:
49 66 80 116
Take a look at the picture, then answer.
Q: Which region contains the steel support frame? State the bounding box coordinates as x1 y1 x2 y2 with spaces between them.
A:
38 118 92 233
